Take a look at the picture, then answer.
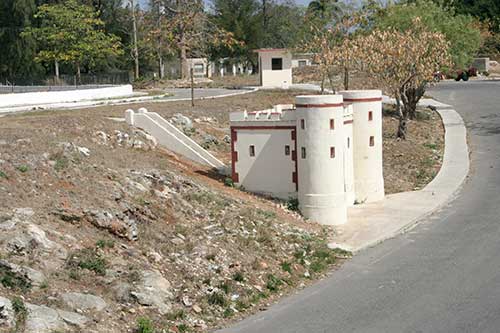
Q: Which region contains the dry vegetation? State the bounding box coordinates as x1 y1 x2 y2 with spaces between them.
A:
0 89 443 332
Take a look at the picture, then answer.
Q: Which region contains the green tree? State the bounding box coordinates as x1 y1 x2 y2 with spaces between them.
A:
24 0 123 82
375 0 481 69
453 0 500 32
0 0 44 82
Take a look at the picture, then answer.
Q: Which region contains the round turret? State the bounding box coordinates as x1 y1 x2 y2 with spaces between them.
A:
296 95 347 225
340 90 384 203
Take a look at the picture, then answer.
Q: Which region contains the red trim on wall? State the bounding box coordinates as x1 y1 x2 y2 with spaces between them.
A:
295 103 344 108
230 127 238 183
292 129 298 191
247 111 284 115
343 120 353 124
343 97 382 103
231 125 296 130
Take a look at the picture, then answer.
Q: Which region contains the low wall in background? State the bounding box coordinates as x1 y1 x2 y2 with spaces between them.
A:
0 85 133 108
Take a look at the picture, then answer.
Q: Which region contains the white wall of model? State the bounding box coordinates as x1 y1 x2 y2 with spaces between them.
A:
230 90 384 226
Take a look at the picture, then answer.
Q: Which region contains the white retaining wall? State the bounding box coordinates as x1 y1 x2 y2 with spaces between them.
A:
126 109 227 174
0 85 133 108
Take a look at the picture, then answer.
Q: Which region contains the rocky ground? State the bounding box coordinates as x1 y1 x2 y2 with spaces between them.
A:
0 89 443 332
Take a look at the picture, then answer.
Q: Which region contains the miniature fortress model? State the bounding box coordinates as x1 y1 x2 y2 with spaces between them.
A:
229 91 385 225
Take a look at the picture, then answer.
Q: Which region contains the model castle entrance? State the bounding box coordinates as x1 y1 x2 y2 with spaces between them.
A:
229 91 385 225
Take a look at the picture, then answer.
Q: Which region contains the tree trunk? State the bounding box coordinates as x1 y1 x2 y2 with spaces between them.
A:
76 62 81 85
404 83 426 120
343 66 349 90
130 0 140 80
180 41 188 80
54 60 60 84
395 96 408 140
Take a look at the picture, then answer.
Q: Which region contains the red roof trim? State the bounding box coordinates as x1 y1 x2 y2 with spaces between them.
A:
296 103 344 108
343 97 382 103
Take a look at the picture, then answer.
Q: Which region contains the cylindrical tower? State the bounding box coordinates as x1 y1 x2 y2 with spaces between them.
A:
296 95 347 225
340 90 384 203
343 104 355 206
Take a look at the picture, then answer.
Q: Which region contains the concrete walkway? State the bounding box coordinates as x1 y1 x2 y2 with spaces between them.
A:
0 87 257 114
330 98 469 253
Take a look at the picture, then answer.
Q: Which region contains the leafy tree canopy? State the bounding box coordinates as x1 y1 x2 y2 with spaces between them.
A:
375 0 481 69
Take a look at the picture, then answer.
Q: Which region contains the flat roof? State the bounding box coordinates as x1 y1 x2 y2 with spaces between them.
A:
253 48 289 53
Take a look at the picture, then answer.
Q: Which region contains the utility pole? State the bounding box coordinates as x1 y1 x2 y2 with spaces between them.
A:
130 0 140 80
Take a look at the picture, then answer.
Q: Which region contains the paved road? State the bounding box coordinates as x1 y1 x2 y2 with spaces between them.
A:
221 81 500 333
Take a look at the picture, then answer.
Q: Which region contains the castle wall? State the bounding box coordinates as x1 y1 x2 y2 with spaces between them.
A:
296 95 347 225
340 90 384 203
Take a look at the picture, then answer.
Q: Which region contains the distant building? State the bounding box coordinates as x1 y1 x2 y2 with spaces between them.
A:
255 49 292 88
229 91 385 225
186 58 211 78
292 53 314 68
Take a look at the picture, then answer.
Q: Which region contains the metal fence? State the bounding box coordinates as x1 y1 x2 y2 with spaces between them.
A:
0 71 132 93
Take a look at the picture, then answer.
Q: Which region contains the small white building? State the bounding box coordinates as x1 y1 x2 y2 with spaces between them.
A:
292 53 314 68
255 49 292 88
186 58 211 78
229 91 384 225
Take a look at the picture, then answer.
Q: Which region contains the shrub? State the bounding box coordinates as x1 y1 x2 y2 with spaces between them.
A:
232 271 245 282
17 165 28 173
266 274 283 292
0 171 7 179
12 296 27 331
67 248 107 276
207 292 227 307
224 177 234 187
96 239 115 249
286 197 299 212
281 261 292 274
136 317 155 333
0 265 31 292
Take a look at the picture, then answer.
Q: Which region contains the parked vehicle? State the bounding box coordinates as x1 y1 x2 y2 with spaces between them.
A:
454 67 477 81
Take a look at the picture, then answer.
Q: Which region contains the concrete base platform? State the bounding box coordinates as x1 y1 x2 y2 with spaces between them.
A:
330 99 469 253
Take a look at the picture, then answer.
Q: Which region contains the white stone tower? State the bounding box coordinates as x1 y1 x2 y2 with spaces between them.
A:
340 90 384 203
296 95 347 225
343 104 355 206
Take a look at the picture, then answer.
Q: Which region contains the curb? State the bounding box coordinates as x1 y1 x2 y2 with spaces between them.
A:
330 98 470 253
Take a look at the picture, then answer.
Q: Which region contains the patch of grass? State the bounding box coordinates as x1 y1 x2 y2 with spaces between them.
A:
423 142 438 150
54 156 69 171
177 324 189 333
165 309 185 321
256 209 276 220
224 177 234 187
39 280 49 289
136 317 155 333
266 274 283 292
17 165 28 173
232 271 245 282
68 269 80 280
207 292 227 307
95 239 115 249
286 197 299 212
249 291 269 304
235 299 250 311
12 296 27 332
223 307 234 318
0 265 31 292
67 248 107 276
219 281 231 294
281 261 292 274
205 253 216 261
0 170 8 179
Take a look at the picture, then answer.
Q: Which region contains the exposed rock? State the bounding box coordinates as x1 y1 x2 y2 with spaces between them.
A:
51 208 84 224
202 134 219 147
25 303 89 333
0 260 46 288
223 135 231 144
0 297 14 328
61 292 107 312
112 283 133 303
131 270 173 314
171 114 193 129
84 210 138 241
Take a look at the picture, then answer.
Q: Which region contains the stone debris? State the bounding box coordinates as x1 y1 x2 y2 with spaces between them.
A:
25 303 89 333
84 210 138 241
0 297 14 328
170 113 193 130
131 270 173 315
61 292 107 312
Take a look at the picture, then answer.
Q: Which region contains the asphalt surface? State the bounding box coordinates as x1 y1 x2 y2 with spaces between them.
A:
221 80 500 333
